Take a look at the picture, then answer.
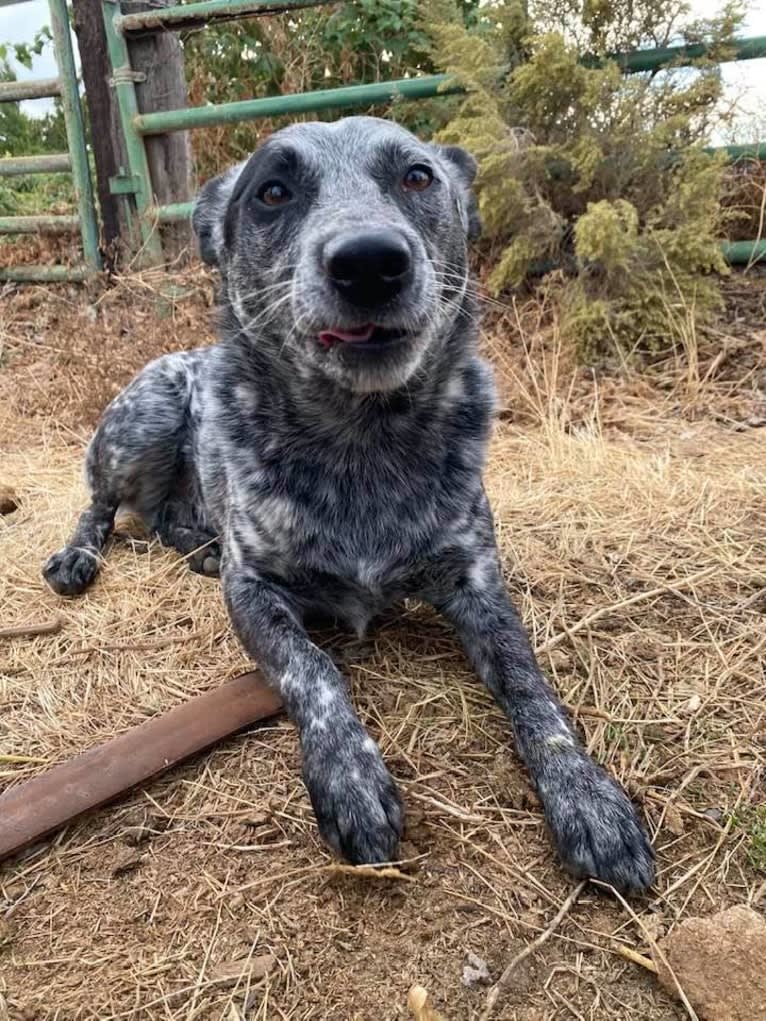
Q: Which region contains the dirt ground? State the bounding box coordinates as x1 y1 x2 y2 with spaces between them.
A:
0 267 764 1020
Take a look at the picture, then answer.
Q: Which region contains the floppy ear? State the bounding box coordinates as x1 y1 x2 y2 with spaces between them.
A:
434 144 482 241
192 161 247 267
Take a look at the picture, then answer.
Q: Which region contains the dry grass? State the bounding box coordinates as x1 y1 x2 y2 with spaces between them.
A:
0 272 764 1020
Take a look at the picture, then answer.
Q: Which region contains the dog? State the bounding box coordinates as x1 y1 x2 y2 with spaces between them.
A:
43 116 654 891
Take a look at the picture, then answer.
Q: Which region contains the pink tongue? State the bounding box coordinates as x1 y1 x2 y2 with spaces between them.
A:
318 323 375 347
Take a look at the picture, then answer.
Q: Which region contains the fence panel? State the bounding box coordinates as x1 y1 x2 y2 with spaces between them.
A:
0 0 101 281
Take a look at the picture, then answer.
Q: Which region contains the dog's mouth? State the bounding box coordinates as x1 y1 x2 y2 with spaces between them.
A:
317 323 410 351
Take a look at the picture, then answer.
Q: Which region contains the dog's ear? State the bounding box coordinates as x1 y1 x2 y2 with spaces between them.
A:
433 144 482 241
192 161 247 267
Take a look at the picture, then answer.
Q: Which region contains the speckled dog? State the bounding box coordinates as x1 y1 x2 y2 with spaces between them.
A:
44 117 654 891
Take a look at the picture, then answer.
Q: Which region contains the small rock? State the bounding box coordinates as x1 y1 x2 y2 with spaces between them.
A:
0 917 15 947
407 985 445 1021
0 485 19 515
653 905 766 1020
213 953 275 984
462 950 491 987
664 802 685 836
702 806 724 824
241 809 270 828
111 854 145 878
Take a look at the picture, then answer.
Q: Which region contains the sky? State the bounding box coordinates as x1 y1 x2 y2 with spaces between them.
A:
1 0 765 141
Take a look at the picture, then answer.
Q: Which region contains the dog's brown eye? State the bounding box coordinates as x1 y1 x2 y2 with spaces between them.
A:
402 164 433 192
258 181 292 206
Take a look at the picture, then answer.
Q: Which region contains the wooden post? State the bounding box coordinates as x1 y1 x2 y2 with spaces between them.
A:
123 0 193 261
71 0 128 265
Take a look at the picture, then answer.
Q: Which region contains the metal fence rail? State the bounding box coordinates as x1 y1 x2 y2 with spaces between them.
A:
99 0 766 270
0 0 101 281
2 1 764 280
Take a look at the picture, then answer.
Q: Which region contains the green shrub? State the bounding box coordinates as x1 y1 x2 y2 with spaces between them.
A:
424 0 744 358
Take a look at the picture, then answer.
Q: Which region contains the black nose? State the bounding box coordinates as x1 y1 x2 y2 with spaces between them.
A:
324 230 412 307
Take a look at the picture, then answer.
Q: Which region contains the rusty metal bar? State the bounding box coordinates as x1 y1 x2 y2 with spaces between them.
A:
101 0 164 264
0 672 282 863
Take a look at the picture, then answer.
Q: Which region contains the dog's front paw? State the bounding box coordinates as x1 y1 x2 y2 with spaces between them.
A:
303 730 403 864
43 545 100 596
541 755 654 893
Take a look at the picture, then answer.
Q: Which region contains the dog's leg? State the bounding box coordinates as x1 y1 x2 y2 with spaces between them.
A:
44 353 200 596
43 498 118 596
223 567 402 863
151 501 221 576
428 545 654 892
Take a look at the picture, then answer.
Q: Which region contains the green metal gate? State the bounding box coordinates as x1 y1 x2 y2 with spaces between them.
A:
2 1 765 278
0 0 101 281
98 1 766 269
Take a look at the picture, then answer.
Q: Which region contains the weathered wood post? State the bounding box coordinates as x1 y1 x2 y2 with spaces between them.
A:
71 0 128 263
122 0 193 261
74 0 192 265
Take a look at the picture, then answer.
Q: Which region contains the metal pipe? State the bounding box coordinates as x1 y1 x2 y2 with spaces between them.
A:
721 240 766 264
0 153 72 176
0 77 62 102
116 0 326 33
0 264 91 282
48 0 101 270
101 0 164 265
157 201 194 222
0 215 80 234
714 143 766 161
135 74 460 136
583 35 766 72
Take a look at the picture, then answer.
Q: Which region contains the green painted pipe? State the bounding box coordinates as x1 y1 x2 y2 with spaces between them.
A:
713 143 766 161
157 202 195 223
117 0 326 33
101 0 164 266
0 264 91 282
134 74 460 136
0 214 79 234
583 35 766 72
721 240 766 264
0 153 72 176
49 0 101 270
0 77 62 103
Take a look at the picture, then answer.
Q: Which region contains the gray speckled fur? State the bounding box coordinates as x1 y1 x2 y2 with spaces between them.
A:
44 117 653 890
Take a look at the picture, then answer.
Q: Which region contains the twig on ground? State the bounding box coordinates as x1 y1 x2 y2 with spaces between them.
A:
481 880 587 1019
593 880 699 1021
537 565 718 654
0 617 62 640
616 944 659 973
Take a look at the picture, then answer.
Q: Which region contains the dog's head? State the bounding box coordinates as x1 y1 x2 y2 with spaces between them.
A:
193 117 480 394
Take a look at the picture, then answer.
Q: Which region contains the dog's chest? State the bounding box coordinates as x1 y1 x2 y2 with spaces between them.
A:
227 423 476 595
